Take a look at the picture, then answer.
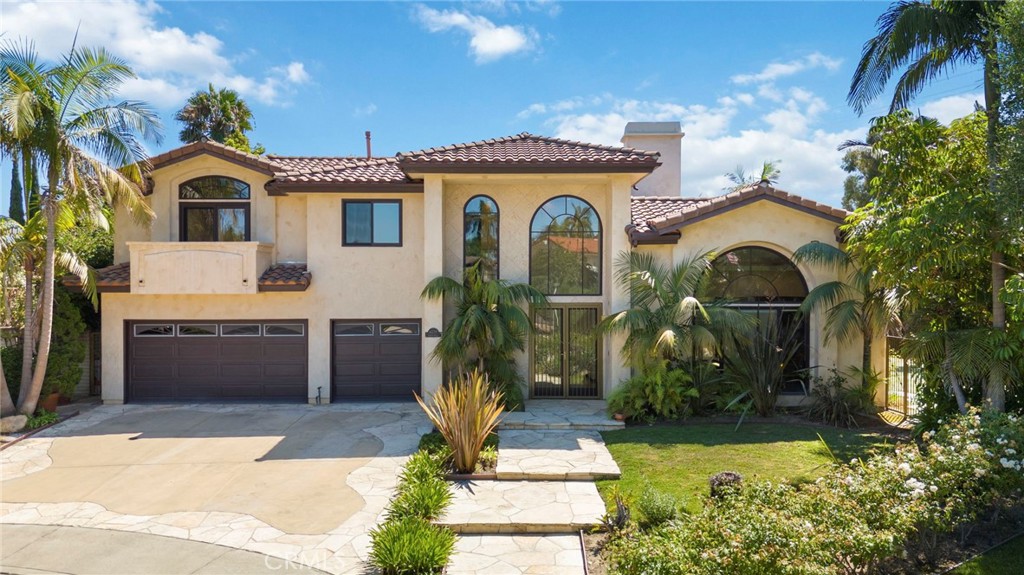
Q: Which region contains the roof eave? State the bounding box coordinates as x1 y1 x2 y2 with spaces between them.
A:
264 181 425 196
398 161 660 175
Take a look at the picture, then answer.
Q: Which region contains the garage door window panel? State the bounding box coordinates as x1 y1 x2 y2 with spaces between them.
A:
335 323 374 337
135 324 174 337
178 324 218 336
382 323 419 335
221 324 261 337
264 324 304 336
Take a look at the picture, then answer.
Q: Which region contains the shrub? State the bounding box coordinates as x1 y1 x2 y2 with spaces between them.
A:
681 359 728 415
415 369 505 474
1 343 22 401
636 483 683 528
418 431 498 461
607 362 697 422
399 450 448 485
708 471 743 499
368 517 455 575
600 488 632 533
25 409 59 429
387 476 452 521
723 316 804 417
806 369 873 428
45 287 87 397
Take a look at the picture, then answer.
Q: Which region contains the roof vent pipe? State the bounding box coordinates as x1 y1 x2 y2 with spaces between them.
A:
365 131 372 159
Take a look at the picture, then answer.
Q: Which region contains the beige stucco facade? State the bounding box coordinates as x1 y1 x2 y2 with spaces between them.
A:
101 137 882 406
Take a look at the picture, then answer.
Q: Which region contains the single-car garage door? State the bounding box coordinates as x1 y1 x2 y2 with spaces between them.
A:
127 321 308 402
332 319 421 401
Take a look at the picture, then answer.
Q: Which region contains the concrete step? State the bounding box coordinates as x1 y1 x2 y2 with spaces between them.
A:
496 430 621 481
436 480 605 534
499 401 624 432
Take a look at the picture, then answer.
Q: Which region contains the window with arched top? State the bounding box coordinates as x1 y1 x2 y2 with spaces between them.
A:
529 196 601 295
179 176 250 241
464 195 499 281
701 246 809 393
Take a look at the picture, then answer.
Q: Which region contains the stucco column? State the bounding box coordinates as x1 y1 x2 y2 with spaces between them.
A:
422 176 445 396
101 294 126 404
606 176 633 396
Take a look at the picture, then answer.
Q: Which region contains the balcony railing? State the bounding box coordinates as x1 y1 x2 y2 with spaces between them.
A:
127 242 273 295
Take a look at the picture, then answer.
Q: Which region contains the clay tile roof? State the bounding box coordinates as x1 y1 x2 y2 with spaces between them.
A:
266 156 415 185
147 140 279 175
62 262 131 292
396 132 660 173
258 263 311 291
627 184 849 245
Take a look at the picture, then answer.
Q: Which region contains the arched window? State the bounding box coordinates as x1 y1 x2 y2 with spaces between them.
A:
178 176 250 242
530 196 601 295
464 195 499 281
702 246 809 393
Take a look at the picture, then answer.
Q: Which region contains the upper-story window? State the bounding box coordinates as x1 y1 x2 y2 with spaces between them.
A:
530 196 601 295
464 195 499 281
179 176 250 242
343 200 402 246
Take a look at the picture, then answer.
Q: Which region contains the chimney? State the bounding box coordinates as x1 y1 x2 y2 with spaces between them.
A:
365 131 372 159
620 122 683 197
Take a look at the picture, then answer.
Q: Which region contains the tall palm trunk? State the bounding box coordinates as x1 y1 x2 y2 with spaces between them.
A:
17 193 56 416
984 46 1007 412
1 352 14 417
861 323 874 390
18 257 34 397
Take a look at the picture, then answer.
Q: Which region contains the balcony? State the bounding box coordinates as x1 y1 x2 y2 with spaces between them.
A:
128 242 273 295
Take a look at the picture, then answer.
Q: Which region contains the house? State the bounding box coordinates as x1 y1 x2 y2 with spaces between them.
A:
90 121 879 404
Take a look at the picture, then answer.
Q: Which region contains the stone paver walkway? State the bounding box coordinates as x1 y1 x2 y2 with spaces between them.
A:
439 479 605 533
449 534 585 575
1 403 430 575
500 400 624 431
496 429 621 480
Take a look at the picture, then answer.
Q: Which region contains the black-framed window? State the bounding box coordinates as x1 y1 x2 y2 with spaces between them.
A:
179 176 251 242
464 195 499 281
700 247 810 393
343 200 402 246
529 196 601 295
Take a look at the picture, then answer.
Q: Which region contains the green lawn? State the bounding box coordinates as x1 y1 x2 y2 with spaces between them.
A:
952 535 1024 575
597 423 892 514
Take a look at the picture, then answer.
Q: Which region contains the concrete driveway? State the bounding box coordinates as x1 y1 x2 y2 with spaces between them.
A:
1 403 428 574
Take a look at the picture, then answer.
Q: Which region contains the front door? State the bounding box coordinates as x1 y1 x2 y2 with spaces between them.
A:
531 304 601 398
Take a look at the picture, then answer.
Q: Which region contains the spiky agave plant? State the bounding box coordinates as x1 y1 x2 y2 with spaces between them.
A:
415 369 505 474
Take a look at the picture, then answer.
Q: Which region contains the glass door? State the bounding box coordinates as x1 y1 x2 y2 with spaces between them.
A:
531 304 601 398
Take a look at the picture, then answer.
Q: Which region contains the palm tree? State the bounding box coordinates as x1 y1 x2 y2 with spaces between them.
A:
724 160 781 192
792 241 902 390
175 83 256 148
421 260 547 380
849 0 1009 410
0 41 159 415
598 250 751 373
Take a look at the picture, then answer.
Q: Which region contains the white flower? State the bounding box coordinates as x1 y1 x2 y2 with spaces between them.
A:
1006 448 1017 456
898 463 912 474
1000 458 1015 469
929 485 938 493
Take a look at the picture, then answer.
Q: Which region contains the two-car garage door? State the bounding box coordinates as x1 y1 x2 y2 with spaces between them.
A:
127 321 308 402
125 319 422 402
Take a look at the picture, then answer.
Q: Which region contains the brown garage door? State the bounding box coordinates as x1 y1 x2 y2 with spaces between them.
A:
332 320 421 401
127 321 308 402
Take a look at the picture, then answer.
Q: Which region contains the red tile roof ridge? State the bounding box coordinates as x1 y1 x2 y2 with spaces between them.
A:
396 131 660 160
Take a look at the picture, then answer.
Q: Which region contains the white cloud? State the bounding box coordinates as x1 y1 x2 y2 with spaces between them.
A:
731 52 842 85
919 92 983 124
414 4 538 63
735 93 755 106
527 93 861 206
0 0 312 107
353 103 378 118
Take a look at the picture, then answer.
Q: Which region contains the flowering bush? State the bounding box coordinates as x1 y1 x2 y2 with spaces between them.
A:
608 409 1024 575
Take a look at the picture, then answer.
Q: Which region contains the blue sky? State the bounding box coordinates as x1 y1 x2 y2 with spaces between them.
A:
1 1 985 212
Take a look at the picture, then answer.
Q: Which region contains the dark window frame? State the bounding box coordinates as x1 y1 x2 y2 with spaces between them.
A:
342 200 403 247
179 202 252 242
463 195 500 281
528 195 603 296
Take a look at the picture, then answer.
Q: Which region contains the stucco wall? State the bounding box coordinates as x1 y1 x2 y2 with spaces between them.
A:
438 175 634 397
639 199 883 404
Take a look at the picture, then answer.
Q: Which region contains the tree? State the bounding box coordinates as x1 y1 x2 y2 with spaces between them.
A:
792 241 901 389
421 261 547 407
838 136 882 211
845 111 1014 413
849 0 1011 410
175 83 264 154
598 250 751 373
724 160 781 192
9 152 24 223
0 41 159 415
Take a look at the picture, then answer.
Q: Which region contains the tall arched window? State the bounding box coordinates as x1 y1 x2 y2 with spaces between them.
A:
179 176 250 241
530 196 601 295
464 195 499 281
701 246 809 392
